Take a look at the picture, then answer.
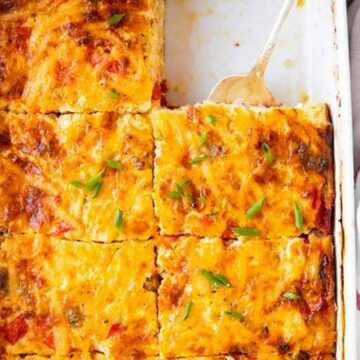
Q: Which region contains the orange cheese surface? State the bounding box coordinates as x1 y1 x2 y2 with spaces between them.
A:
0 234 158 357
0 1 337 357
0 111 155 241
0 0 164 113
153 104 333 239
157 235 336 359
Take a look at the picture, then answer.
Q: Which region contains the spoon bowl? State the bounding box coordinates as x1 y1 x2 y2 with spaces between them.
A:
208 0 295 107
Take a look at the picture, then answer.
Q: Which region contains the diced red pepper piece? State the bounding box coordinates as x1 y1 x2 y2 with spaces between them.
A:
2 315 28 344
107 323 124 338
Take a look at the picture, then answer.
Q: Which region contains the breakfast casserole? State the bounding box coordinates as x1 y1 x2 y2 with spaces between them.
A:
0 234 158 357
0 111 156 241
0 0 337 359
152 103 333 239
157 235 336 359
0 0 164 113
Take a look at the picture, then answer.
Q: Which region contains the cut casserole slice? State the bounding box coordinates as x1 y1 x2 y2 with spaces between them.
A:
152 103 334 238
0 234 158 356
0 0 164 113
0 111 155 241
157 234 336 358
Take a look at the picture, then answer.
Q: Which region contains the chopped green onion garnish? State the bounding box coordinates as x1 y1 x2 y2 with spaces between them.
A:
69 180 82 188
108 13 125 26
198 194 207 202
183 301 193 320
232 227 260 237
176 180 191 193
92 182 102 198
189 154 208 165
294 202 304 231
261 143 274 163
114 209 123 229
224 310 245 322
246 197 266 220
199 131 208 146
84 172 103 190
200 269 232 288
109 89 120 99
155 135 164 141
167 180 192 200
283 292 300 300
167 191 182 199
107 159 124 171
206 115 217 125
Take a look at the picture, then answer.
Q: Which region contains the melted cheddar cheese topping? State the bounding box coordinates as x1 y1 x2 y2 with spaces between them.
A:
0 0 164 113
0 111 155 241
157 235 336 358
153 104 333 239
0 234 158 356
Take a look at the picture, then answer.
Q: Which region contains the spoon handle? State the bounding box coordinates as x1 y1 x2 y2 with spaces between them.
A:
253 0 295 76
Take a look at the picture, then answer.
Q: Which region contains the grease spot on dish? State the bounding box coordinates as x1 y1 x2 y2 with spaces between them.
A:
297 0 305 7
299 90 309 104
283 58 295 69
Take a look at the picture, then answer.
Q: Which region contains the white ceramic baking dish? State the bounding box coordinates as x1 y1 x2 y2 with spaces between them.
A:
165 0 357 358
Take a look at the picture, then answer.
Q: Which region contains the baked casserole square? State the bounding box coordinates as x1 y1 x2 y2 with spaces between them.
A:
157 234 336 358
0 0 164 113
0 111 155 241
0 234 158 357
152 103 334 239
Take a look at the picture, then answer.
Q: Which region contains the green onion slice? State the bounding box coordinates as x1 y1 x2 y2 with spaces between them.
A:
107 159 124 171
283 291 300 300
114 209 124 229
92 182 102 198
261 143 274 163
176 180 191 193
108 13 125 26
232 227 260 237
200 269 232 288
69 180 82 188
167 191 182 199
189 154 208 165
183 301 193 320
246 197 266 219
109 90 120 99
294 202 304 231
167 180 192 200
199 131 208 146
84 172 103 190
224 310 245 322
206 115 217 125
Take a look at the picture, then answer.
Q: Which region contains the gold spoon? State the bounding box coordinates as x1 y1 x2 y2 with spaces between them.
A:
208 0 295 107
